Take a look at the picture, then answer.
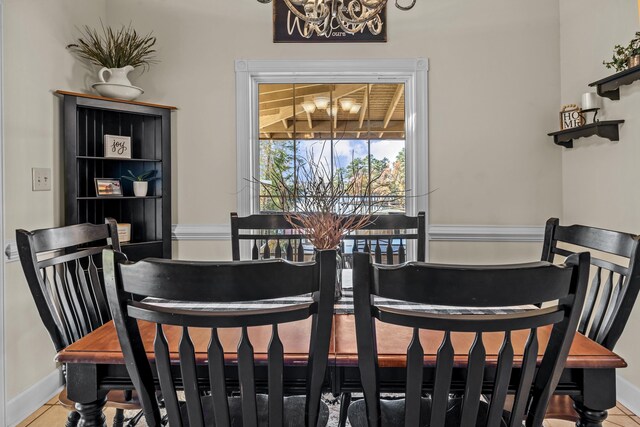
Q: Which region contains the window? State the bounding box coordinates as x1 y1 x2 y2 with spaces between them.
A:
258 83 406 213
235 59 428 224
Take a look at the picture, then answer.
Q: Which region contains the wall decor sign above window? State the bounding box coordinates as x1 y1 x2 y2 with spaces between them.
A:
104 135 132 158
272 0 388 42
560 104 585 130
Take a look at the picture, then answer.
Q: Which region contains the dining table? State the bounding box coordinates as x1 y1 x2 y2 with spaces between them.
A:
57 270 627 427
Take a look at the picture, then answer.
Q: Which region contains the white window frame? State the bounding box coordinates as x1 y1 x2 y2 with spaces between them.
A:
235 58 429 257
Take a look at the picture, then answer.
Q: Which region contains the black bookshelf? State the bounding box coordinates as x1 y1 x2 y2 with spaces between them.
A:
59 90 176 260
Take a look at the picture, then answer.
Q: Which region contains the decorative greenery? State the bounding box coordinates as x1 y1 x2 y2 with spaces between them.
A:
122 170 157 182
67 23 158 71
604 32 640 72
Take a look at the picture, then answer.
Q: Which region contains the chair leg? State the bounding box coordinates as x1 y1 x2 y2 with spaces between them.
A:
125 410 145 427
65 410 80 427
339 392 351 427
113 408 125 427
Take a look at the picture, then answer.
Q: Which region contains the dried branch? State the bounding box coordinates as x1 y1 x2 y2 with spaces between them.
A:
254 146 404 249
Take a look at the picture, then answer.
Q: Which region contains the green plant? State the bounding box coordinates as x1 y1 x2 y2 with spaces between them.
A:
604 31 640 71
67 23 158 71
122 170 157 182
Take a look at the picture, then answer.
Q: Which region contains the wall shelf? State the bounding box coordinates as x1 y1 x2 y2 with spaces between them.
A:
548 120 624 148
589 65 640 100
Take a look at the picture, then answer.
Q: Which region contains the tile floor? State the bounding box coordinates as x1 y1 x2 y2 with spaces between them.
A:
16 397 640 427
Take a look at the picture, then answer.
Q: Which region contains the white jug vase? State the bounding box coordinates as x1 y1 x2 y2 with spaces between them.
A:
98 65 135 86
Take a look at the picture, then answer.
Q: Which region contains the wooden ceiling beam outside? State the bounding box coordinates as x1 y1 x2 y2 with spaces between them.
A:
357 85 372 137
260 120 405 133
259 84 367 111
383 85 404 129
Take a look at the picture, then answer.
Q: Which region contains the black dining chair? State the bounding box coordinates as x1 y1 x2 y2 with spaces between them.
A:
16 220 141 427
231 211 427 426
541 217 640 421
349 251 590 427
343 212 426 266
231 212 309 261
103 248 337 427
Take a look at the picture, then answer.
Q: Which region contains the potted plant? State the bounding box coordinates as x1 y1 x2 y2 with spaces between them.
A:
122 170 157 197
67 23 157 100
604 31 640 72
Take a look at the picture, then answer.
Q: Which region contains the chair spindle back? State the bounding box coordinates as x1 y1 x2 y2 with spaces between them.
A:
541 217 640 349
104 249 336 427
352 252 590 427
16 220 120 352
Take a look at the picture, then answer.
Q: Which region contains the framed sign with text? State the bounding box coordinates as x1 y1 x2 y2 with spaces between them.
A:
273 0 387 43
104 135 132 159
559 104 585 130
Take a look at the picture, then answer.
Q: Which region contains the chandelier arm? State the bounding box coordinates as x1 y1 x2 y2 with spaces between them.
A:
336 1 387 25
283 0 331 24
395 0 416 11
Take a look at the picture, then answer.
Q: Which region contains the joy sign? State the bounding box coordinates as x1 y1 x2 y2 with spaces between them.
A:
104 135 132 159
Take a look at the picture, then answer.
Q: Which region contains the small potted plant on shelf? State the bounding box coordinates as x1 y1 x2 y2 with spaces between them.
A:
67 23 158 100
604 31 640 72
122 170 157 197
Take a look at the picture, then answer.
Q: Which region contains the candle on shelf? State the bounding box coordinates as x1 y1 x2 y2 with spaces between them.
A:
581 92 602 110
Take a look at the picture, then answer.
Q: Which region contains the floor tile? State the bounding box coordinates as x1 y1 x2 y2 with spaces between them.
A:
610 405 627 415
619 403 636 416
603 415 640 426
45 395 59 405
15 405 50 427
21 405 70 427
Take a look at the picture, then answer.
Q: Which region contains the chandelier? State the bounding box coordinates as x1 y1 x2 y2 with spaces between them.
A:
259 0 417 36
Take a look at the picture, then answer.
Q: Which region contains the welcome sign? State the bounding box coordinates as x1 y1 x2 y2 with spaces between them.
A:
273 0 387 43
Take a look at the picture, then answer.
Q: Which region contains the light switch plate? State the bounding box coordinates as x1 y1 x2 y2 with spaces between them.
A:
32 168 51 191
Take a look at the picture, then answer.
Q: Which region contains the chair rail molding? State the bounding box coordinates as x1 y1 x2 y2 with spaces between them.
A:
428 225 545 242
171 223 544 243
172 224 231 241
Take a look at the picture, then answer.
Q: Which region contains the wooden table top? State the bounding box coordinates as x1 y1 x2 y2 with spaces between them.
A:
57 315 626 370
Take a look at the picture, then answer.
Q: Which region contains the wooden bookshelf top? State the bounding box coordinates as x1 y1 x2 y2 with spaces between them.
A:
55 90 178 110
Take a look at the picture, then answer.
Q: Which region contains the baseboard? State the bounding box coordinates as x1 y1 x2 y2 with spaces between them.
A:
617 374 640 416
6 368 64 427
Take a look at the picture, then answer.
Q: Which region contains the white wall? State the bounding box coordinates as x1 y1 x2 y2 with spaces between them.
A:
104 0 563 264
560 0 640 409
3 0 107 401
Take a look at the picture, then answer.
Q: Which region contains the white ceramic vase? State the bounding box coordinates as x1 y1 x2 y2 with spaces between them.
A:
99 65 135 85
92 65 144 100
133 181 148 197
